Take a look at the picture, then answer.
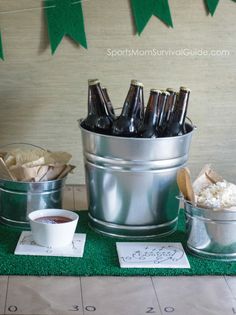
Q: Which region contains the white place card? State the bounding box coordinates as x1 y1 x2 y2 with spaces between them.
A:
116 242 190 269
14 231 86 258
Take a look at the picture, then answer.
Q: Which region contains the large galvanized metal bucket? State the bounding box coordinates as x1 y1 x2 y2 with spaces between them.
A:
0 178 66 229
80 122 195 238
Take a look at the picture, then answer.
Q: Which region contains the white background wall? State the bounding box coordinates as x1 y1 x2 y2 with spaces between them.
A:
0 0 235 184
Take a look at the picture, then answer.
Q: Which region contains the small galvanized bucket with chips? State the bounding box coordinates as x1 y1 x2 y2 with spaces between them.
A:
0 143 73 229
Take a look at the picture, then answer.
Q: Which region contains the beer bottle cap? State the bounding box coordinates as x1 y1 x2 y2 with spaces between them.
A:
160 90 170 95
180 86 191 92
166 88 175 93
131 80 144 87
150 89 161 93
88 79 100 86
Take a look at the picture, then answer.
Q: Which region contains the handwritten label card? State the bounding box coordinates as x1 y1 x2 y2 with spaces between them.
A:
116 242 190 269
15 231 86 258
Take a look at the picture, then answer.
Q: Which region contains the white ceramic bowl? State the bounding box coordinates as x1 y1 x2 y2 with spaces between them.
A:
28 209 79 248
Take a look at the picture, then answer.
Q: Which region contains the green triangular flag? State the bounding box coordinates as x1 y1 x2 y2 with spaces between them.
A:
0 32 4 60
130 0 156 35
205 0 220 16
154 0 173 27
45 0 87 55
131 0 173 35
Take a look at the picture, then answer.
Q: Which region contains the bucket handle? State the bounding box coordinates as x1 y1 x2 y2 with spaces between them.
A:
176 195 198 209
0 143 47 151
186 117 197 130
176 195 183 201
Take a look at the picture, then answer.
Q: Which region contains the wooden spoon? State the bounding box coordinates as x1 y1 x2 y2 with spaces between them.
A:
177 167 195 204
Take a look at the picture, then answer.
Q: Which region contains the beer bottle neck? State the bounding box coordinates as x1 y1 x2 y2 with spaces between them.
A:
144 92 160 126
102 88 110 103
88 84 110 116
157 92 169 127
173 90 189 125
166 92 177 122
121 84 143 119
102 87 116 118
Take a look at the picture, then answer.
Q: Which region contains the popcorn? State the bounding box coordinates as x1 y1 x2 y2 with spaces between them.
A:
197 181 236 210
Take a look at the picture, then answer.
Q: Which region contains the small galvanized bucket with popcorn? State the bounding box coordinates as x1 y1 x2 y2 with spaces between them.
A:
181 165 236 261
184 200 236 261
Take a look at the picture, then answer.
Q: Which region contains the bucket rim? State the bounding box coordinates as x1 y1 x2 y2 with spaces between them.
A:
180 196 236 221
0 177 66 185
79 119 196 141
181 196 236 214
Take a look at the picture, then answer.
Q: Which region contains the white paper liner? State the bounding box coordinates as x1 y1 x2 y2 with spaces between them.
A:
0 148 75 182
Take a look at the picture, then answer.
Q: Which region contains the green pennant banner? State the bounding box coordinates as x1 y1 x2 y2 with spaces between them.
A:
131 0 173 35
205 0 220 16
154 0 173 28
44 0 87 55
0 0 235 59
0 32 4 60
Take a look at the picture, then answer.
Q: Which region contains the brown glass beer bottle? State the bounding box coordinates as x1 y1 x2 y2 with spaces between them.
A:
81 79 114 134
157 90 170 131
165 88 177 124
162 87 190 137
112 80 144 137
139 89 161 138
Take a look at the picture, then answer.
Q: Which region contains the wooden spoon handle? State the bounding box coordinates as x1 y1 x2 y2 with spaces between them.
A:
177 168 188 199
184 168 195 204
177 167 195 204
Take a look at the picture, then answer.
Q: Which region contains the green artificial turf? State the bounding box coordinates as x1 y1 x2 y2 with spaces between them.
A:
0 210 235 276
